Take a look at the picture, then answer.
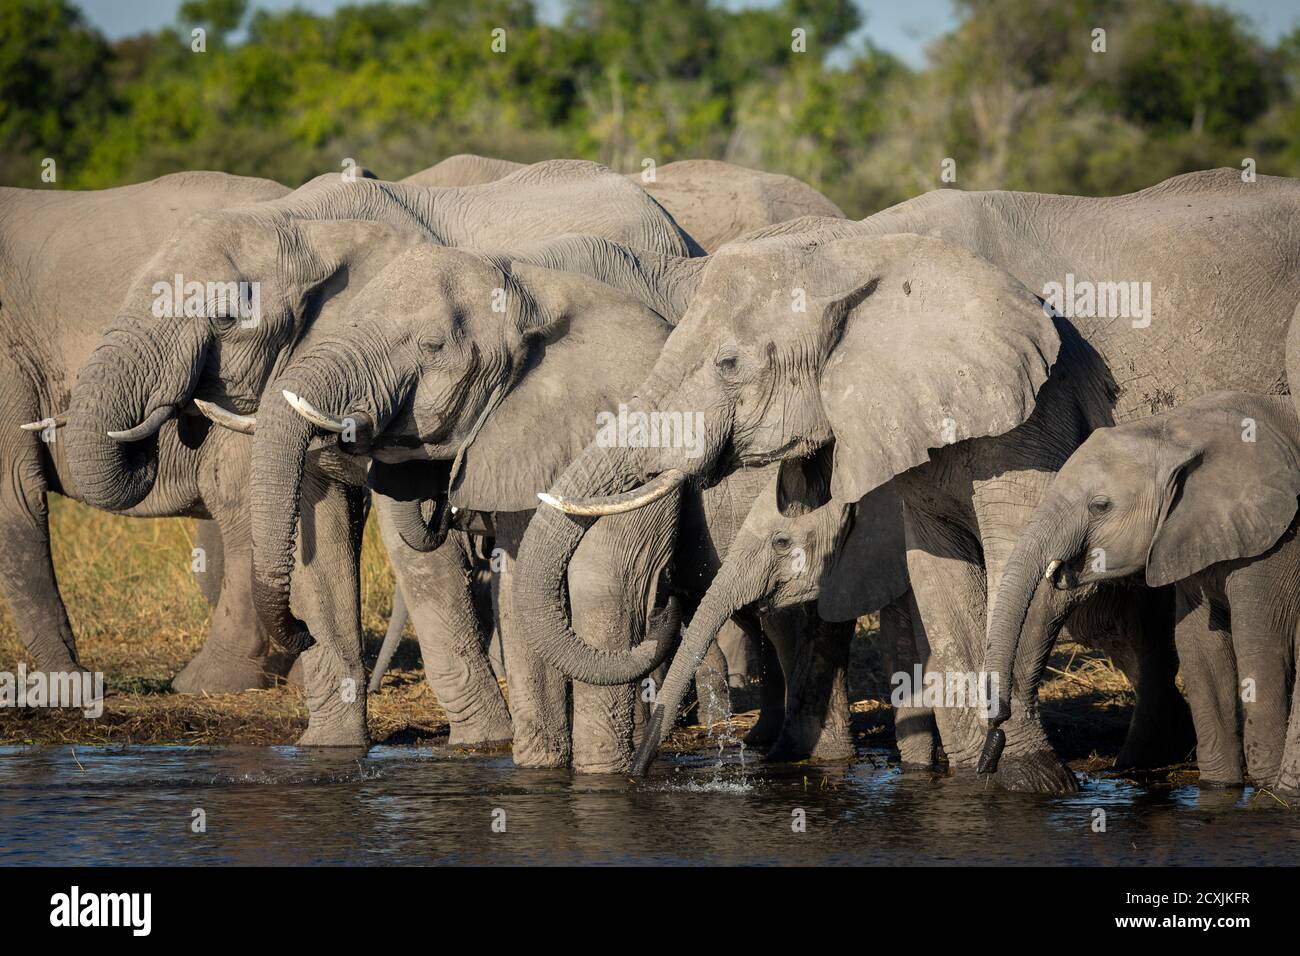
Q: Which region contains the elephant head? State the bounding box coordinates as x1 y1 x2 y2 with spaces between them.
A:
515 231 1060 688
247 243 678 654
981 392 1300 765
630 445 912 773
64 202 424 511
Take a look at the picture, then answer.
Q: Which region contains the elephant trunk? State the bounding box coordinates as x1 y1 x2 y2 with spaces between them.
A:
631 566 749 776
514 443 688 685
979 498 1086 771
388 497 449 553
249 379 322 654
65 324 206 510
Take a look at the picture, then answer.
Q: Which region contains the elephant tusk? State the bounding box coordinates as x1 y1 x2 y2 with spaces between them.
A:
193 398 256 435
19 414 66 432
538 469 687 516
1044 559 1063 583
107 405 175 442
282 390 348 433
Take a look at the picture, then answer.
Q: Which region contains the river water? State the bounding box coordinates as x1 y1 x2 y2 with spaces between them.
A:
1 744 1297 865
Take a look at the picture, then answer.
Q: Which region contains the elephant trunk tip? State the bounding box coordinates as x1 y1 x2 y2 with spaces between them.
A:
977 727 1007 775
631 705 668 777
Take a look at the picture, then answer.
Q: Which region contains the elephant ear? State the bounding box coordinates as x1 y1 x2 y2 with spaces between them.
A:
815 233 1060 503
818 479 910 621
448 265 673 511
1146 397 1300 586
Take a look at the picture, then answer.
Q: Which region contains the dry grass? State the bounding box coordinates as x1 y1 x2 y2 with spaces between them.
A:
2 498 1142 762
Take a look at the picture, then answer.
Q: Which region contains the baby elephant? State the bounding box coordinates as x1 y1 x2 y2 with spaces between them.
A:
984 392 1300 797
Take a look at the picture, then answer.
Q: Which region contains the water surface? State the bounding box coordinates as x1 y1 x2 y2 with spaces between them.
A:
2 745 1297 865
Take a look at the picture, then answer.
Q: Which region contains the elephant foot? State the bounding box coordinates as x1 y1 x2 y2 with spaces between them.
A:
743 706 785 747
296 710 369 747
1198 774 1245 788
172 646 291 695
510 722 571 769
448 718 514 751
1114 707 1196 771
982 748 1079 794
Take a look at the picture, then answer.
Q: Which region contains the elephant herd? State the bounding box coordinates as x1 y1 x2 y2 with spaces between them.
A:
3 154 1300 797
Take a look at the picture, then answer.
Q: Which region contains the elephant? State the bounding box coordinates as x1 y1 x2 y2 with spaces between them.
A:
983 391 1300 798
513 168 1300 793
50 160 695 702
402 154 845 251
0 171 290 688
631 444 941 775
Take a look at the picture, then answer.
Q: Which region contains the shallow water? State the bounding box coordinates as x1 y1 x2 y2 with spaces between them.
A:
1 744 1297 865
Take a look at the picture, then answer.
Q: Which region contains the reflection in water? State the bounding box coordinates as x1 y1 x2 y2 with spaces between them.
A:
1 745 1296 865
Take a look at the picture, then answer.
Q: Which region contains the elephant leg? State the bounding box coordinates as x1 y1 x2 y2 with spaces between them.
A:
193 519 224 607
1274 626 1300 798
766 607 854 762
744 624 786 747
0 423 80 673
1067 584 1195 770
569 495 678 774
885 591 941 771
903 504 1077 792
1173 588 1242 786
290 474 369 746
1225 568 1295 787
173 511 292 694
494 511 570 768
377 513 513 748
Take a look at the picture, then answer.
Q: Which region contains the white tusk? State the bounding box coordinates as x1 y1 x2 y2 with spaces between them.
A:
107 405 175 442
282 390 347 433
538 469 686 517
20 414 66 432
193 398 256 435
1044 559 1062 582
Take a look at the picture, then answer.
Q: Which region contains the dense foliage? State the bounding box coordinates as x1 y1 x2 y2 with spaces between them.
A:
2 0 1297 214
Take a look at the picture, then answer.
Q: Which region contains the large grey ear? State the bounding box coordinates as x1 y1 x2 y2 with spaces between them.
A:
449 266 672 511
816 233 1060 503
1146 397 1300 586
291 218 429 305
818 479 909 621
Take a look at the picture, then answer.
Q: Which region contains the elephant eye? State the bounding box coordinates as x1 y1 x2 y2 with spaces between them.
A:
1088 495 1112 515
420 339 445 357
715 346 740 378
771 532 793 553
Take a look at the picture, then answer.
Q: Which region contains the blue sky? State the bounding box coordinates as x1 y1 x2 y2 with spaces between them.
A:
77 0 1300 68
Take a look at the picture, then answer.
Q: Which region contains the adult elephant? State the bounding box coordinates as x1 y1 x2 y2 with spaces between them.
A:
515 169 1300 793
0 171 288 687
52 161 693 700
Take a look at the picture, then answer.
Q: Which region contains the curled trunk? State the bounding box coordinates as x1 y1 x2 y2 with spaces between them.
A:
389 497 449 553
514 444 682 685
65 325 206 510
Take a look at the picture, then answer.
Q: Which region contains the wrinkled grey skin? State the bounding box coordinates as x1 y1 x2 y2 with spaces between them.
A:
0 172 291 689
515 169 1300 793
247 244 682 752
633 447 940 774
986 392 1300 798
403 153 845 251
401 154 525 187
60 161 693 703
628 160 845 252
